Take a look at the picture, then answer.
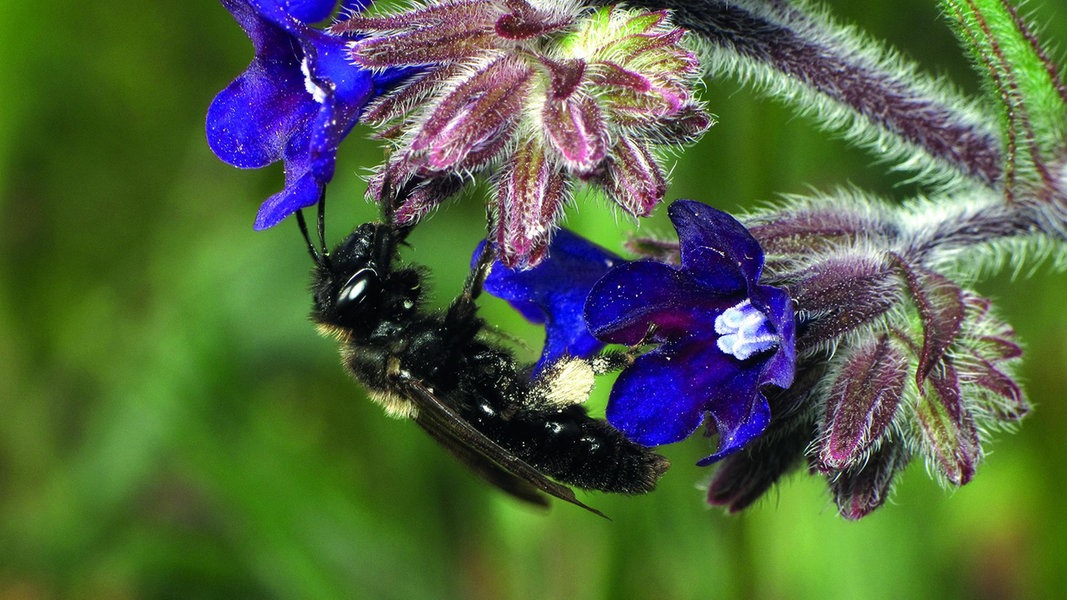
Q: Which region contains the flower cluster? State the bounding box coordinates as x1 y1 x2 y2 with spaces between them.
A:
484 191 1034 518
206 0 1064 520
335 0 710 267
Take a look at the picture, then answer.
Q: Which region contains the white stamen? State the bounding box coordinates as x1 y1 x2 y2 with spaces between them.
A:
714 299 778 361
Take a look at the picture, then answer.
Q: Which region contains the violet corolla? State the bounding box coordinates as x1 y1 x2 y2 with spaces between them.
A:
476 229 624 375
585 200 796 463
207 0 408 229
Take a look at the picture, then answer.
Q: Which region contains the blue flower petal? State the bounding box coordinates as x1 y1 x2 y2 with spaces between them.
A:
606 340 738 446
752 285 797 390
208 0 312 169
478 230 623 373
669 200 765 293
300 30 376 182
698 368 771 464
259 0 340 23
254 134 323 229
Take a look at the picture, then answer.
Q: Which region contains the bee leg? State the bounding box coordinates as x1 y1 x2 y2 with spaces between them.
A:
460 204 498 303
461 238 497 303
588 351 636 375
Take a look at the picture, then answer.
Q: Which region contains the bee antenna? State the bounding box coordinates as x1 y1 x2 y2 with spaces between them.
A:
316 190 328 258
463 236 496 302
296 191 331 266
295 209 320 264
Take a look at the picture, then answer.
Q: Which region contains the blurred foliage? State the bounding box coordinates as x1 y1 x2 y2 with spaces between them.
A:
0 1 1065 598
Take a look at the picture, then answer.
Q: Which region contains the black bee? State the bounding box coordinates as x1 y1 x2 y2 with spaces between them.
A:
300 210 669 516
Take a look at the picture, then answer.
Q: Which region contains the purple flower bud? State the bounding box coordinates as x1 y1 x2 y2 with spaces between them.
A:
788 255 898 351
602 137 667 217
542 94 609 173
495 140 568 267
817 335 907 470
494 0 572 40
747 202 899 257
410 57 534 172
917 361 981 485
829 442 911 520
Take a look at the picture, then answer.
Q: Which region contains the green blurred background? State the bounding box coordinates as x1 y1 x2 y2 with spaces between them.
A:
1 1 1065 598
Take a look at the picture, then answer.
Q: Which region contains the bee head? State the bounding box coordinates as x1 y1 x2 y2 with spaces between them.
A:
311 222 421 334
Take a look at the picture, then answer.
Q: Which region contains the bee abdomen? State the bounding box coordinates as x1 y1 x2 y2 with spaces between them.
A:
457 344 670 495
528 409 670 494
474 403 669 495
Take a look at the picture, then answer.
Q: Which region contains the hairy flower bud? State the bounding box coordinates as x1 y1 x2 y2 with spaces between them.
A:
337 0 710 266
828 441 911 520
789 255 899 351
817 335 907 470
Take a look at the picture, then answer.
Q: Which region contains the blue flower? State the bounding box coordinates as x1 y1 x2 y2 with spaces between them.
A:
206 0 406 229
584 200 796 464
475 229 624 376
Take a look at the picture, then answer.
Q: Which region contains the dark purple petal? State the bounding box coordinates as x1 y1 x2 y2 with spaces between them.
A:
585 260 727 346
477 230 624 373
668 200 764 294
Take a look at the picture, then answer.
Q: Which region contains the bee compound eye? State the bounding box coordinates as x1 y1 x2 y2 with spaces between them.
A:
337 267 378 308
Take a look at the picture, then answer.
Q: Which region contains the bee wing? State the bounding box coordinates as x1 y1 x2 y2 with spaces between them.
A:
401 378 608 519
